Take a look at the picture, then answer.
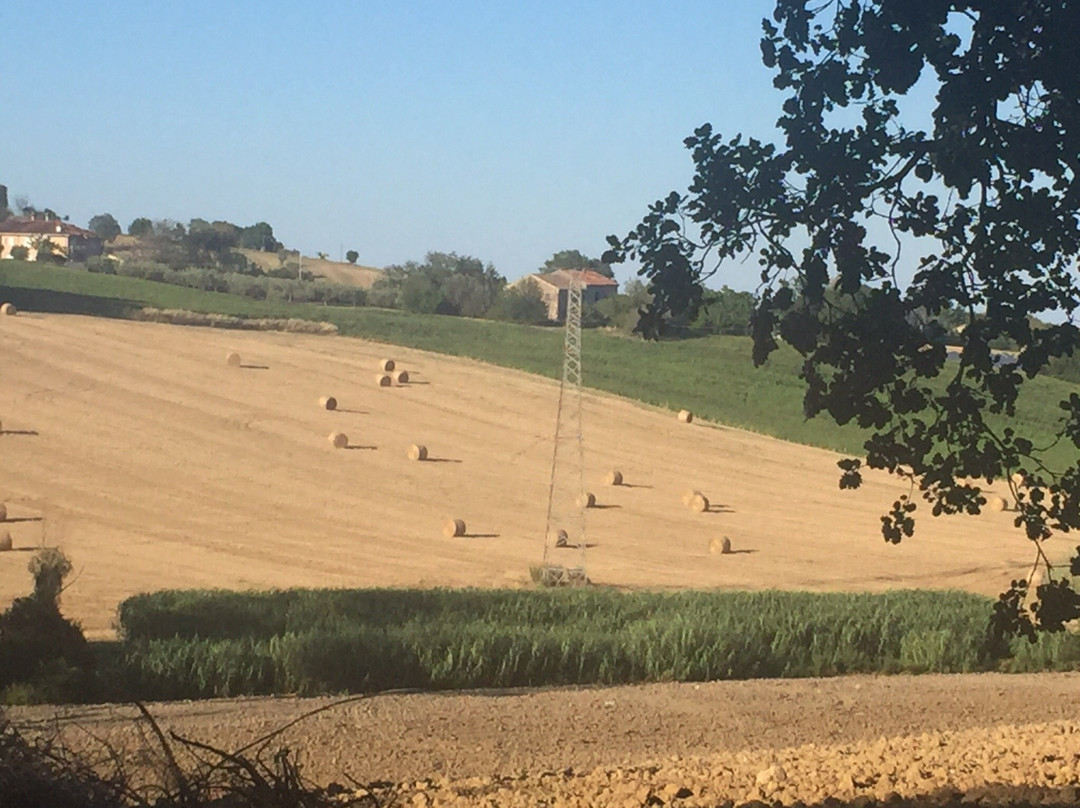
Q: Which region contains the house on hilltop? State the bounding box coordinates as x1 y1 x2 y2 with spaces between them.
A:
0 214 103 262
513 269 618 321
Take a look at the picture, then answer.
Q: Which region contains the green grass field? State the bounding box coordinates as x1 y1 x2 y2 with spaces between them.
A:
2 260 1076 464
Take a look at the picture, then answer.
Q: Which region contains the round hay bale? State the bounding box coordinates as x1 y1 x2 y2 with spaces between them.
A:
328 431 349 449
677 409 693 423
0 302 17 316
407 443 428 461
709 536 732 555
1010 471 1029 488
226 351 242 367
375 373 392 387
688 492 710 513
380 358 396 372
682 489 702 506
555 529 569 548
394 370 410 384
443 518 466 538
319 396 338 411
0 532 11 552
0 502 6 521
576 492 596 509
604 470 623 486
986 494 1008 512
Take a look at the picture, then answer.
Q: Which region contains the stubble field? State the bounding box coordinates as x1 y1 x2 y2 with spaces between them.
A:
0 313 1038 638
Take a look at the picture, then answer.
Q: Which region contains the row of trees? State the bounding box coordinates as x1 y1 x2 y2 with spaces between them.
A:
84 214 284 273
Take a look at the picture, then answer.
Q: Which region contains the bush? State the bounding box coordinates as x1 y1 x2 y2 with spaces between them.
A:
9 245 29 261
85 256 117 275
0 549 92 703
487 283 549 325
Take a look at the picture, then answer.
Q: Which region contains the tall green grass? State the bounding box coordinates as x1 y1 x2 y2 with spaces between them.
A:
102 587 1080 701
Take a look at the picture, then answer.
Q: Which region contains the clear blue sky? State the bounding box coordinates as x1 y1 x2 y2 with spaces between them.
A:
1 1 782 285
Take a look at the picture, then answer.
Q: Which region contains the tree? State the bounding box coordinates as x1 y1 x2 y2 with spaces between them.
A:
541 249 614 279
346 249 359 264
373 252 506 316
128 217 153 238
605 1 1080 639
88 213 121 242
487 279 550 325
239 221 281 252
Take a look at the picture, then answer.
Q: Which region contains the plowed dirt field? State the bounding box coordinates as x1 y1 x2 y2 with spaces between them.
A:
0 313 1036 637
10 674 1080 806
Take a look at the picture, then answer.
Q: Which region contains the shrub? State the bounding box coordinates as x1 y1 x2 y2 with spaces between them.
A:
0 549 91 703
487 283 549 325
9 245 29 261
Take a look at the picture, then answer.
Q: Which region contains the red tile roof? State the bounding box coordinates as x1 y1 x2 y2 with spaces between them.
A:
530 269 619 289
0 217 98 238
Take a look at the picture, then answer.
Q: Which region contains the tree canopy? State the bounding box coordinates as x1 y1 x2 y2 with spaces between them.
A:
371 252 506 317
88 213 121 242
605 0 1080 639
541 249 614 279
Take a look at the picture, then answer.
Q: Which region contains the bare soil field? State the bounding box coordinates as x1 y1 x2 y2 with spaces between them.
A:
10 674 1080 806
0 313 1039 637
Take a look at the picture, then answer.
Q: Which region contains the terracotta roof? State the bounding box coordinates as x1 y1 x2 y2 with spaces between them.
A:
529 269 618 289
0 217 98 238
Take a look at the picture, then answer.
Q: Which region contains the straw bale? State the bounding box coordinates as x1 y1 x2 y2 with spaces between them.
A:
688 492 710 513
407 444 428 461
604 470 623 486
682 489 702 506
0 303 16 316
0 502 6 521
677 409 693 423
319 396 338 411
555 529 569 548
328 431 349 449
709 536 733 555
226 351 242 367
380 358 396 372
986 494 1009 512
375 373 392 387
443 518 466 538
0 531 10 551
394 370 409 384
576 492 596 508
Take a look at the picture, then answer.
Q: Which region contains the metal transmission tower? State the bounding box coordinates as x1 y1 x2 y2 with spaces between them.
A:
541 276 588 582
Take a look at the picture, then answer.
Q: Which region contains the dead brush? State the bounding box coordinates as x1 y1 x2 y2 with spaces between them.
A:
1 700 399 807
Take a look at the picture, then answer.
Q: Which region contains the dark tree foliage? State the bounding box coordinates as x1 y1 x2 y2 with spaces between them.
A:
542 249 615 278
128 217 153 238
87 213 121 242
345 249 359 264
605 1 1080 640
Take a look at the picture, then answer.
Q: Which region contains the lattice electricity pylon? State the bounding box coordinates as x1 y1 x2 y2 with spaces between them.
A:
541 277 588 576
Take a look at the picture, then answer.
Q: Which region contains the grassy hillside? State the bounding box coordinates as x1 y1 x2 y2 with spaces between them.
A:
2 260 1076 465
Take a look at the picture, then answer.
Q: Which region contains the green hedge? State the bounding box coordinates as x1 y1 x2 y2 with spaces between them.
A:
104 587 1080 700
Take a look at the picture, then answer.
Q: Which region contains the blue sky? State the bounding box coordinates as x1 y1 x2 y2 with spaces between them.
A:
1 2 783 285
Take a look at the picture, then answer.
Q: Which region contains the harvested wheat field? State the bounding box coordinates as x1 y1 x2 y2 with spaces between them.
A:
0 313 1039 637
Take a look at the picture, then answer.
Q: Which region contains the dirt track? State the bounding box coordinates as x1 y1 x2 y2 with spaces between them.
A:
0 314 1042 637
10 673 1080 806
